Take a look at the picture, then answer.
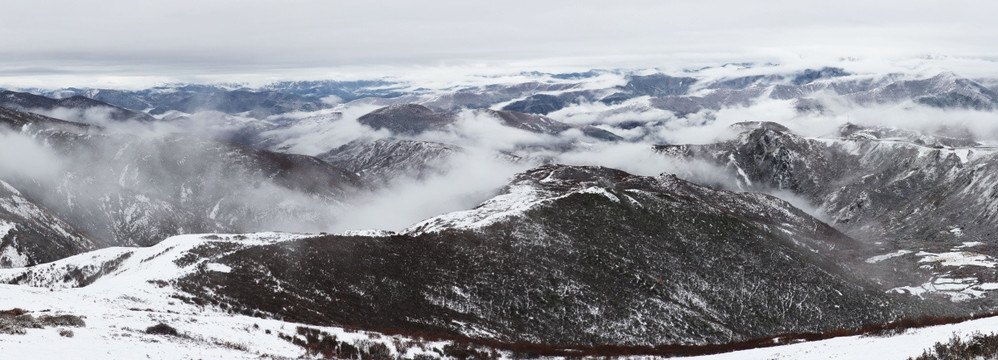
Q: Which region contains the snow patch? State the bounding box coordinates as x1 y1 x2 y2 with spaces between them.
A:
865 250 913 264
681 314 998 360
205 263 232 273
0 221 14 239
403 184 546 234
916 251 996 268
0 245 29 268
577 186 620 203
339 229 396 237
403 182 623 235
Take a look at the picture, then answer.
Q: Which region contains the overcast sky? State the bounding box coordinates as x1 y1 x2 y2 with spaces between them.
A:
2 0 997 87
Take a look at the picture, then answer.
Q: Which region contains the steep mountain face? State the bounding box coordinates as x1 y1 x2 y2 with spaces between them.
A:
354 105 622 142
0 180 95 267
343 82 584 115
0 110 100 267
848 73 998 110
656 122 987 244
0 107 96 136
32 86 334 119
172 165 928 346
0 107 363 249
763 72 998 111
649 88 765 117
261 79 407 102
77 88 153 111
358 104 457 134
44 136 364 246
483 109 623 141
656 122 998 302
791 67 851 85
706 74 779 90
500 91 597 115
601 73 698 104
501 93 566 115
318 138 461 184
418 82 582 111
0 90 154 122
638 72 995 118
145 90 331 118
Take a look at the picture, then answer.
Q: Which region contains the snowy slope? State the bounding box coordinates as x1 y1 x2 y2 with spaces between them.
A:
0 231 989 360
0 232 458 359
0 179 95 267
681 315 998 360
657 121 998 305
164 165 933 347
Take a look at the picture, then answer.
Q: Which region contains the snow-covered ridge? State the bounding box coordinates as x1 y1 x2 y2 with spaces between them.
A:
402 167 624 235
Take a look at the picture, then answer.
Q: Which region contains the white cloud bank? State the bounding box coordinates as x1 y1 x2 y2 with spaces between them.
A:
2 0 998 88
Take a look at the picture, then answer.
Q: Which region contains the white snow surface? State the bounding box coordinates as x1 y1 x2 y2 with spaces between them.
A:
0 232 455 359
402 181 620 235
678 314 998 360
865 250 913 264
0 220 14 239
884 244 998 302
402 183 543 235
401 180 620 235
400 167 620 236
916 250 996 268
338 229 396 237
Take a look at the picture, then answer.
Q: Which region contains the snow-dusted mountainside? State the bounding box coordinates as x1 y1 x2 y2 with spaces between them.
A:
169 165 937 347
657 122 998 303
0 233 471 359
0 107 364 257
0 107 97 136
353 104 623 143
482 109 623 141
318 138 462 184
143 89 330 118
348 81 586 112
0 90 154 122
0 233 986 359
0 180 95 267
848 72 998 110
45 135 363 246
358 104 458 135
14 68 998 125
40 86 333 119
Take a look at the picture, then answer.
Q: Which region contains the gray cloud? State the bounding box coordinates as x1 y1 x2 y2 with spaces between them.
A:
1 0 997 87
0 132 64 181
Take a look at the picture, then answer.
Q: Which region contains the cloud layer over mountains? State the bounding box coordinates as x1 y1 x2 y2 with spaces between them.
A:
2 1 998 88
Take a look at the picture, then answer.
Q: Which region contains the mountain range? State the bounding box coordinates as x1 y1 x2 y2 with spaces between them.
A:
2 65 998 358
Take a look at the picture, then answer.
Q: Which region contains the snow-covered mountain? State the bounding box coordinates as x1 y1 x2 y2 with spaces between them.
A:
318 138 462 184
172 165 935 346
0 90 155 122
657 121 998 304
